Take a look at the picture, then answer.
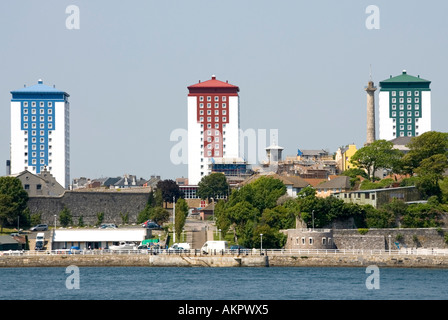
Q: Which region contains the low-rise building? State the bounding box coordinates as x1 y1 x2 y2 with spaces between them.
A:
315 176 351 198
333 186 421 208
11 168 65 196
51 228 151 250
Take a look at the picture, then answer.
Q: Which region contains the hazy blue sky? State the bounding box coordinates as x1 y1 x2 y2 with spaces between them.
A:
1 1 447 182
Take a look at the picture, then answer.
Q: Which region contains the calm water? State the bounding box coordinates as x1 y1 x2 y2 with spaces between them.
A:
0 266 447 300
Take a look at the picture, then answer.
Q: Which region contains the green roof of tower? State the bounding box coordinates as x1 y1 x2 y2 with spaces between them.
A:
380 70 431 90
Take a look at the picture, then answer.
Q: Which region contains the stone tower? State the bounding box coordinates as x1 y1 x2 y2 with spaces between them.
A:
365 80 377 145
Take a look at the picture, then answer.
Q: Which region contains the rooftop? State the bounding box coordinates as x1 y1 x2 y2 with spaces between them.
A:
11 79 69 96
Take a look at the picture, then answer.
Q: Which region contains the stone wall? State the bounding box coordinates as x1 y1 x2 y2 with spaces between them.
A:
333 228 448 250
28 191 150 226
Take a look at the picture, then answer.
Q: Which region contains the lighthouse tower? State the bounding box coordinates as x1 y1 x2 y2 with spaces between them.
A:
365 80 377 145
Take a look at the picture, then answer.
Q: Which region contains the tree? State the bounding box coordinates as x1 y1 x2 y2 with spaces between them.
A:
59 207 73 228
149 207 170 226
156 180 183 207
174 198 189 241
402 131 448 175
197 173 230 201
0 177 29 231
350 140 403 181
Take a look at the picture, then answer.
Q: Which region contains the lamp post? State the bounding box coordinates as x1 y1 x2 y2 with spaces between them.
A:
312 210 315 231
260 233 263 251
173 196 176 244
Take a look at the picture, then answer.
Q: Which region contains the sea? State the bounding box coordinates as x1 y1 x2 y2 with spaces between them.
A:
0 266 447 301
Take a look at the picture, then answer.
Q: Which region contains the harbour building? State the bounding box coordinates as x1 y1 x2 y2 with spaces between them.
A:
378 71 431 141
10 79 70 188
187 75 240 185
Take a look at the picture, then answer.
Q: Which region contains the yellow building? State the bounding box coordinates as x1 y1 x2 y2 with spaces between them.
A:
335 144 357 172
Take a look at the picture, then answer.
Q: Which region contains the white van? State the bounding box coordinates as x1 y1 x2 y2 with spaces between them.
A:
36 233 45 242
201 241 228 254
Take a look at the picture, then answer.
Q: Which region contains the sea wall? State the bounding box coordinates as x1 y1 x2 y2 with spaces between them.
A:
0 254 269 268
28 191 150 226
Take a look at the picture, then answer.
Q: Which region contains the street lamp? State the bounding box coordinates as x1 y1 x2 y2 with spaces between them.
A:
260 233 263 251
173 196 176 244
312 210 315 231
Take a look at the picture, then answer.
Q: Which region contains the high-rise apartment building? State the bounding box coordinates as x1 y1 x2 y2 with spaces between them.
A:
378 71 431 141
10 79 70 188
187 75 240 185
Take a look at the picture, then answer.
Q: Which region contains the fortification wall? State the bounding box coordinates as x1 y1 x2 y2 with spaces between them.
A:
28 191 150 226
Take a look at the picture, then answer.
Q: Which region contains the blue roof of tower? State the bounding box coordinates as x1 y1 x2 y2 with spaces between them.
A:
11 79 69 98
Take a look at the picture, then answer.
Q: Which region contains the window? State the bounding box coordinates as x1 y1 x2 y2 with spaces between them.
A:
400 111 404 117
399 98 404 103
400 125 404 130
399 105 404 110
408 132 412 137
24 102 28 107
36 184 42 190
200 96 204 101
407 98 412 103
199 117 204 122
392 105 396 110
222 103 226 108
222 110 226 115
222 96 226 101
207 117 211 122
48 109 52 114
407 125 412 130
415 91 419 96
322 238 327 245
207 96 211 101
215 117 219 122
415 98 420 103
215 151 220 156
222 117 227 122
309 238 313 245
215 144 219 149
407 111 412 116
215 110 219 115
392 111 396 117
399 91 404 96
23 109 28 114
200 110 204 115
407 91 412 96
415 104 420 110
48 102 52 107
407 118 412 123
24 123 28 129
214 96 219 101
214 103 219 108
215 124 219 128
301 237 305 245
40 109 44 114
415 111 420 116
207 110 211 115
23 116 28 121
199 103 204 108
407 105 412 110
392 98 396 103
207 103 211 108
40 102 44 107
207 124 211 128
392 91 396 97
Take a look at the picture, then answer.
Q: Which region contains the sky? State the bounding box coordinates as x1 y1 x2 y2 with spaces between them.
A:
1 1 447 183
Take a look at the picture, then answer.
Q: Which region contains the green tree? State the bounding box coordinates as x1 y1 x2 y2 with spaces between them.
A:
174 198 189 241
197 173 230 201
149 206 170 226
402 131 448 175
156 180 183 207
96 212 104 227
0 177 29 231
350 140 403 181
414 154 448 199
59 206 73 228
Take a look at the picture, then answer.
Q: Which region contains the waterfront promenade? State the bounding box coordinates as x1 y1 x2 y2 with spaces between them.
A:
1 248 448 268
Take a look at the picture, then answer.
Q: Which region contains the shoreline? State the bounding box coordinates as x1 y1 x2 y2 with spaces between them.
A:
1 253 448 268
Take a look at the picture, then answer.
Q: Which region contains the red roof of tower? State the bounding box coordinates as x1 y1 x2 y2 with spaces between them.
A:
188 75 239 94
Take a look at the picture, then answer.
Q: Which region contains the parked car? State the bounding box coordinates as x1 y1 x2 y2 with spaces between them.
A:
230 245 250 254
141 220 162 229
30 224 48 231
68 246 81 254
99 223 117 229
35 241 44 250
